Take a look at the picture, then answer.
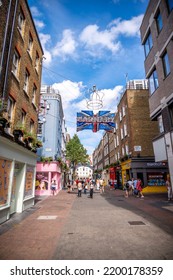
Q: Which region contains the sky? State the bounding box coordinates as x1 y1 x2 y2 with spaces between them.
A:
28 0 149 155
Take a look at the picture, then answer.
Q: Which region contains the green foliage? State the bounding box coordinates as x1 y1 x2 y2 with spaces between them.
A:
66 134 89 167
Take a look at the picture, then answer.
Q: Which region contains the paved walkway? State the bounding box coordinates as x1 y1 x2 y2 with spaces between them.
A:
0 188 173 260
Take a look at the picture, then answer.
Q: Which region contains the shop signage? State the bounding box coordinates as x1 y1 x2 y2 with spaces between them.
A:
76 110 115 132
147 162 167 167
134 146 141 151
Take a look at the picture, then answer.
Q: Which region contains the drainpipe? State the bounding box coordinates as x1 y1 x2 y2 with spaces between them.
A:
1 0 18 109
0 0 12 81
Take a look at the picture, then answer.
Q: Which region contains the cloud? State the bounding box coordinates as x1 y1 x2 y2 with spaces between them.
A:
79 15 143 58
30 6 42 17
39 33 52 64
99 86 124 112
52 29 77 60
52 80 83 104
108 14 144 37
34 19 45 29
80 24 121 55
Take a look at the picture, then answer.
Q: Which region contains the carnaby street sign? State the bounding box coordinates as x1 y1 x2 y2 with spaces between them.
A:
76 110 115 132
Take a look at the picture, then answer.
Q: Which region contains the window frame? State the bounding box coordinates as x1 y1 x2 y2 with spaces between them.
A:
166 0 173 13
148 69 159 95
23 69 30 94
155 10 163 34
157 115 164 133
144 31 153 58
18 8 25 36
12 49 20 77
162 51 171 78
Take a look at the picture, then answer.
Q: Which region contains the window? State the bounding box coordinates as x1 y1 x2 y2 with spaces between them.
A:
125 144 129 155
162 52 170 77
167 0 173 13
121 128 124 139
169 102 173 127
7 97 15 133
144 31 153 57
119 110 122 121
157 115 164 133
18 8 25 35
28 33 33 57
155 10 163 33
12 49 20 77
35 52 39 72
30 120 34 133
122 106 125 117
148 69 159 95
124 123 127 136
32 84 37 105
21 110 26 126
116 135 119 146
23 69 30 94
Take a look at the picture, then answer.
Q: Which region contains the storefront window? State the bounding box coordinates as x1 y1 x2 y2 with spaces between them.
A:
35 172 49 190
147 172 166 186
24 165 35 198
0 159 12 206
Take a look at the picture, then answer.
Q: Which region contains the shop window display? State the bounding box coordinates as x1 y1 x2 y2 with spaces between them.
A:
147 173 166 186
0 159 12 206
35 173 49 190
24 165 35 198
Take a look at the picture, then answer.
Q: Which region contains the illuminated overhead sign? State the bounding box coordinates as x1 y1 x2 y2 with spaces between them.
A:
76 110 115 132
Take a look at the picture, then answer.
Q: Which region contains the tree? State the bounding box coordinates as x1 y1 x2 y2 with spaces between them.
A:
65 134 89 179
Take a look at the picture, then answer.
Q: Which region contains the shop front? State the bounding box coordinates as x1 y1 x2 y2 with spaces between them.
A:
0 137 36 224
109 166 122 189
121 157 168 193
35 162 62 196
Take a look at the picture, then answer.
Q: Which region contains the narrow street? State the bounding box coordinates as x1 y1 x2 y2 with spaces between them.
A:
0 187 173 260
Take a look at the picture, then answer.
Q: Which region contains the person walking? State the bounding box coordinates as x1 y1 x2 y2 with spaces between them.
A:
166 177 172 201
51 180 57 196
99 178 103 194
136 178 144 198
77 181 82 197
89 182 94 198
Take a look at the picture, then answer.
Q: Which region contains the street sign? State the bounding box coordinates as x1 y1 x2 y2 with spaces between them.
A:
76 110 115 132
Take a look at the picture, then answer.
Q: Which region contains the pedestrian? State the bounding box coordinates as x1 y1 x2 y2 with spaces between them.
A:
51 180 57 195
166 177 172 201
89 182 94 198
99 178 103 194
77 181 82 197
124 180 130 198
136 178 144 198
132 178 138 196
96 179 100 190
102 179 106 193
67 180 71 193
84 182 88 194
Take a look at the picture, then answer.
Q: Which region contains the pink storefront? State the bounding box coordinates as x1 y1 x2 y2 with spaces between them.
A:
35 161 62 196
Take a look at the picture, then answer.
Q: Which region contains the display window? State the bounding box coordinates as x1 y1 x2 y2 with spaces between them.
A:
24 165 35 198
35 172 49 190
147 172 167 186
0 159 12 206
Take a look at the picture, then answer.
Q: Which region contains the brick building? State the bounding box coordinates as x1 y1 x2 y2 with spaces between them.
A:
0 0 43 224
93 80 168 192
140 0 173 192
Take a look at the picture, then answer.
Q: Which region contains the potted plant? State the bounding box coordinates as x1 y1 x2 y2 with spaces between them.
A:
13 122 26 139
35 139 43 148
